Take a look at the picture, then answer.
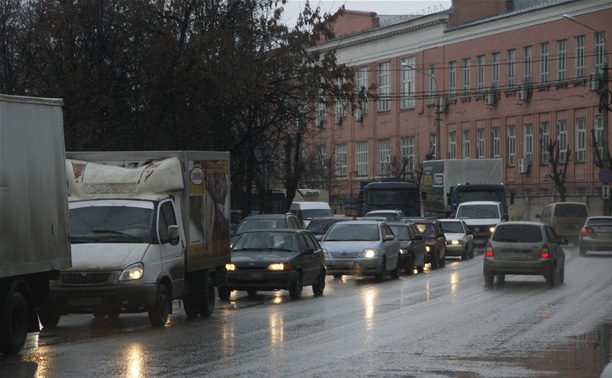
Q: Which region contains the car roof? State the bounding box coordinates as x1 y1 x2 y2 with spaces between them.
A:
495 221 545 227
586 216 612 220
240 228 310 234
309 216 354 221
410 218 440 224
457 201 501 206
335 219 385 225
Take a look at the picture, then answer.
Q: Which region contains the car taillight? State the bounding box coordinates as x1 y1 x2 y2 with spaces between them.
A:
581 227 595 234
485 243 494 257
540 244 550 258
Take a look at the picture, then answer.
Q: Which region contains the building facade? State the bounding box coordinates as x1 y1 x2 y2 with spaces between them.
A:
306 0 611 209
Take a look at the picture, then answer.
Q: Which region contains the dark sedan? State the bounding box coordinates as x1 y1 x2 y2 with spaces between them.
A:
388 222 426 274
219 229 326 300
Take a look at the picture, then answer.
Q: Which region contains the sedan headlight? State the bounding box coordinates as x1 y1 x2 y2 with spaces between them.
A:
449 240 463 245
400 248 409 255
119 263 144 281
268 263 290 271
425 245 431 252
360 249 378 258
225 263 236 271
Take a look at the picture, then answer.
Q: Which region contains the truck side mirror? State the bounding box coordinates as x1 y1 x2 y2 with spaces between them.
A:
168 225 180 246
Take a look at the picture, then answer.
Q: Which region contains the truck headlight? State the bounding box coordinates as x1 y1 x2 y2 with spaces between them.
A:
360 249 378 258
119 263 144 281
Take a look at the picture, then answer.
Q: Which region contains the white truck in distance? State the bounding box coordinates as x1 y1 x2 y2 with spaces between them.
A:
454 201 506 246
0 95 72 354
42 151 231 327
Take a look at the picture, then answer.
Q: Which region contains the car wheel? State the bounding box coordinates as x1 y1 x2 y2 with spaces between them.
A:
416 265 424 273
197 279 216 317
557 265 565 284
0 290 28 354
484 272 495 286
375 257 386 282
579 245 586 256
545 265 556 287
312 269 326 296
289 273 303 299
148 283 170 327
496 274 506 284
469 244 475 259
390 256 400 279
218 287 231 301
439 251 446 268
430 251 439 269
461 247 468 260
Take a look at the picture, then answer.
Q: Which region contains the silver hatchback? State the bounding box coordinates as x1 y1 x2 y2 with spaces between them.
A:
483 222 568 286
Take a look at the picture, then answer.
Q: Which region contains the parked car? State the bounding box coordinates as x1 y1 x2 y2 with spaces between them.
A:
219 229 326 300
411 218 447 269
578 216 612 256
364 209 406 222
440 219 475 260
320 220 401 281
388 222 426 274
306 215 355 241
536 201 589 243
483 221 567 286
232 213 303 244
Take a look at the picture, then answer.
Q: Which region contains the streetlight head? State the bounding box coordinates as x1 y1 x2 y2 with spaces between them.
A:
562 14 575 21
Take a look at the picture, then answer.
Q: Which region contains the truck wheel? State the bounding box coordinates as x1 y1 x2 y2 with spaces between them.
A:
38 309 60 328
289 273 303 299
182 297 199 318
197 280 216 317
148 283 170 327
312 269 326 296
1 290 28 354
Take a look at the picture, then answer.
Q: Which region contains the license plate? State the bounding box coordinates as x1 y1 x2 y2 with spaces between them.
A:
237 273 264 280
505 252 528 258
69 297 102 306
334 262 355 269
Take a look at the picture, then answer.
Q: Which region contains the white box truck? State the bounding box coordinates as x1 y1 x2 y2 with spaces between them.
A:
42 151 231 327
0 95 72 354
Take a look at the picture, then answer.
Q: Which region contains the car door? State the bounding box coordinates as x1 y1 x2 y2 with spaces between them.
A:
545 226 565 270
298 233 320 284
381 224 400 270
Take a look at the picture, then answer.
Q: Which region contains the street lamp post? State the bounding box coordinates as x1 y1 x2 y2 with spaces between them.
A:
402 63 442 160
563 14 609 215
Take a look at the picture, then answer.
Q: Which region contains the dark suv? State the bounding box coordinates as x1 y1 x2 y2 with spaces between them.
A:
411 218 447 269
232 213 303 244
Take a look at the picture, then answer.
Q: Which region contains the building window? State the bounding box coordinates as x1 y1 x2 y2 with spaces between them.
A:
334 79 347 124
315 89 327 127
576 118 586 163
377 62 390 112
449 61 456 100
401 57 415 109
316 144 328 176
540 42 549 85
430 133 437 158
428 65 436 104
449 132 457 159
492 127 500 158
463 130 471 159
575 35 586 79
477 55 485 94
377 138 391 176
491 52 500 90
595 33 605 73
335 143 347 177
462 58 471 97
540 121 550 165
524 124 533 165
524 45 533 85
356 67 369 115
557 39 567 83
477 128 485 158
595 115 604 160
356 141 368 176
400 136 415 172
507 49 516 90
508 125 516 166
558 120 568 163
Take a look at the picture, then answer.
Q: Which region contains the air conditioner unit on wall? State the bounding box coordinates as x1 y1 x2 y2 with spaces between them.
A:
518 158 529 174
485 91 497 106
518 84 531 101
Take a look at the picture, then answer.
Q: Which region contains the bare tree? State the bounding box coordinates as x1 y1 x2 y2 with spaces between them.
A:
546 140 570 202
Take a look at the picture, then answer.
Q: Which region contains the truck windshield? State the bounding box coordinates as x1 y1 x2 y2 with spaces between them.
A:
457 205 499 219
457 191 505 204
365 189 418 207
70 206 154 243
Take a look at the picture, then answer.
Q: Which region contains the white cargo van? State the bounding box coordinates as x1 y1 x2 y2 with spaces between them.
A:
290 202 333 227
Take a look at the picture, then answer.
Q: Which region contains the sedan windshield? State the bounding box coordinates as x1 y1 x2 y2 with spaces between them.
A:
234 232 298 252
324 224 380 241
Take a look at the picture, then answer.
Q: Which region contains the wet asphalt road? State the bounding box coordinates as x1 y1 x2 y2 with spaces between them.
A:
1 245 611 377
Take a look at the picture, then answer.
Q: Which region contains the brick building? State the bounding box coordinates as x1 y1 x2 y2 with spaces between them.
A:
305 0 611 209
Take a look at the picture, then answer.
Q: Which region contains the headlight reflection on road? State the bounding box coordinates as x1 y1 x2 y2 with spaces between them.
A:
124 343 145 378
269 311 284 346
221 322 236 357
450 271 459 300
361 287 378 334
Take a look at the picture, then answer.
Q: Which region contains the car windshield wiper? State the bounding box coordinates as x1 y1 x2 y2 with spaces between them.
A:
267 247 293 252
70 235 103 243
91 228 143 242
233 248 264 251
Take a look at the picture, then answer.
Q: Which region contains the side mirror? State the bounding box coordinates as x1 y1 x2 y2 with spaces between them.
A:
168 225 180 246
302 248 314 254
384 235 395 241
